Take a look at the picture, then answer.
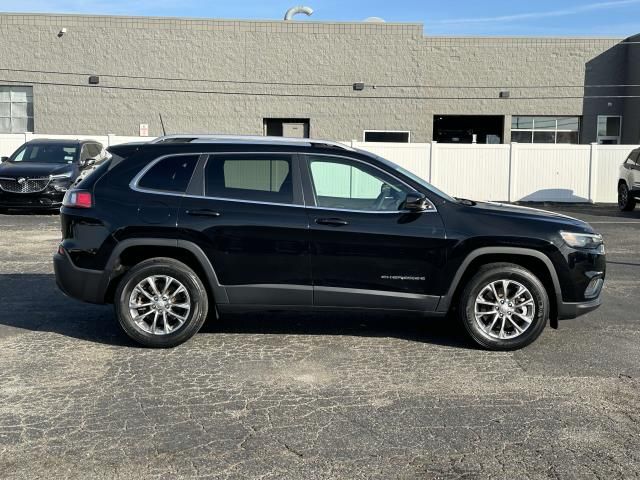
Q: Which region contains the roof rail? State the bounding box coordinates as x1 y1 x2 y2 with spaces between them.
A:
150 134 354 151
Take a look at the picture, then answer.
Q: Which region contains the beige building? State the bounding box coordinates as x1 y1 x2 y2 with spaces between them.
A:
0 12 638 144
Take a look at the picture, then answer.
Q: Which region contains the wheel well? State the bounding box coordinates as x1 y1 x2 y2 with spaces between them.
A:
449 253 558 326
105 245 212 303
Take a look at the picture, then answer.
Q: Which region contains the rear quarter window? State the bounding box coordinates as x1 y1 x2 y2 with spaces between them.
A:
137 155 199 193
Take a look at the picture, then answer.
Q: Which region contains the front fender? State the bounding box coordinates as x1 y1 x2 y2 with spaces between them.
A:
435 246 562 318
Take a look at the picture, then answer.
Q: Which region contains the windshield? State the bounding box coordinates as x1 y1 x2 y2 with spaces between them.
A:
10 144 79 164
359 150 458 203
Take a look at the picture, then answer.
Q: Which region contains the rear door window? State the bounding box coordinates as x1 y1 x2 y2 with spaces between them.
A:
204 154 295 204
137 155 199 193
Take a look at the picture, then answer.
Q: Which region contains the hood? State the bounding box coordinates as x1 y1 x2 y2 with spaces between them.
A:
0 162 77 178
471 201 593 232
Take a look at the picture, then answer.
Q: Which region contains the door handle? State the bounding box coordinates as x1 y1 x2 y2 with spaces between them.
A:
186 209 221 217
315 217 349 227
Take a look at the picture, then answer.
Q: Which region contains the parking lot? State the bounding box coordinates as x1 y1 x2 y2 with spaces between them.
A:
0 205 638 479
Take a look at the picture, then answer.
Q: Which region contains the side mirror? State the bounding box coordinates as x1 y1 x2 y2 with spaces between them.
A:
81 158 97 168
0 156 9 163
403 193 429 211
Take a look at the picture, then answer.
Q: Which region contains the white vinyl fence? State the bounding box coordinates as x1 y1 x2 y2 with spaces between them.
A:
0 133 635 203
347 141 637 204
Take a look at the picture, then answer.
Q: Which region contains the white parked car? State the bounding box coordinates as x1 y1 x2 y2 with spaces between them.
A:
618 148 640 211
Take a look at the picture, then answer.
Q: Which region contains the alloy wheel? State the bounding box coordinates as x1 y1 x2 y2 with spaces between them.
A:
128 275 191 335
474 279 536 340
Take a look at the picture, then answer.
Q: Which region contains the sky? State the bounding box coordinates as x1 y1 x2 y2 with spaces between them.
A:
0 0 640 36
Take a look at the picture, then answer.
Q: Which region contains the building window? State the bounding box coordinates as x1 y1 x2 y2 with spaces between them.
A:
363 130 411 143
597 116 622 145
0 86 34 133
263 118 309 138
511 116 580 144
433 116 503 144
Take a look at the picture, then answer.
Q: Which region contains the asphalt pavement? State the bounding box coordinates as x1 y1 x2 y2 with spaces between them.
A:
0 205 638 479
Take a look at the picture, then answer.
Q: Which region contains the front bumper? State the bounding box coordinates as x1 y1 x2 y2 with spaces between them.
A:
0 191 64 210
53 248 108 304
557 296 602 320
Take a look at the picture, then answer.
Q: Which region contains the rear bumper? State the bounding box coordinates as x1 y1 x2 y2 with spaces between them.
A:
557 296 602 320
53 249 108 304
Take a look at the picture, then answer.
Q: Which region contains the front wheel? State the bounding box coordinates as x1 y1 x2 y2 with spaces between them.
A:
618 182 636 211
458 263 549 350
114 258 209 348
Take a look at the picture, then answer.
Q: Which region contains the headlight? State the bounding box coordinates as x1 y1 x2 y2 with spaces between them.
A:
50 172 74 180
560 231 603 249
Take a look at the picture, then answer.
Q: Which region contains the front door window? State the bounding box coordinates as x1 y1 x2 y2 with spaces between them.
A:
307 155 412 212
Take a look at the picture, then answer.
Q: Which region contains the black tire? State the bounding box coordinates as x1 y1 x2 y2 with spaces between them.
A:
114 257 209 348
618 182 636 211
458 262 549 351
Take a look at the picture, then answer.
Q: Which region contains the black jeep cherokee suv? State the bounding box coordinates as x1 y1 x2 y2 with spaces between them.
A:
53 135 605 349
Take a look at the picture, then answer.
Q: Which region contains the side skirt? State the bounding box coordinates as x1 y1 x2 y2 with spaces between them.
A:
222 284 440 312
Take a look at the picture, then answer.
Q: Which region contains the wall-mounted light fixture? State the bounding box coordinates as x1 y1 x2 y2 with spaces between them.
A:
88 76 100 85
353 82 365 91
57 27 67 38
499 91 510 99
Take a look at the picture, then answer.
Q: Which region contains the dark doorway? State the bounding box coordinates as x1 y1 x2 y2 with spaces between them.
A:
433 115 504 144
263 118 310 138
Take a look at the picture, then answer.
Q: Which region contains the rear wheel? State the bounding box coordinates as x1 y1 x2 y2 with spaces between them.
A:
618 182 636 211
458 263 549 350
114 257 209 348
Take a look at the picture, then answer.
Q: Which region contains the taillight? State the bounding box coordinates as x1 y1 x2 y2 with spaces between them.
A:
63 190 93 209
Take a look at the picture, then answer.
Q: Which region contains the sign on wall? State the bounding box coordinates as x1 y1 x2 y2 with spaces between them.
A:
139 124 149 137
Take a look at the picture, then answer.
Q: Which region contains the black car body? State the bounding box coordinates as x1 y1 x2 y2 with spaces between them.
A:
53 136 606 349
0 139 105 210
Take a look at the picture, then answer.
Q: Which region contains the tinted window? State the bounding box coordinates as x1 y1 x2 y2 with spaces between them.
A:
363 131 410 143
307 155 411 211
205 154 294 204
138 155 199 192
511 131 532 143
511 116 581 144
11 143 78 164
627 150 640 165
